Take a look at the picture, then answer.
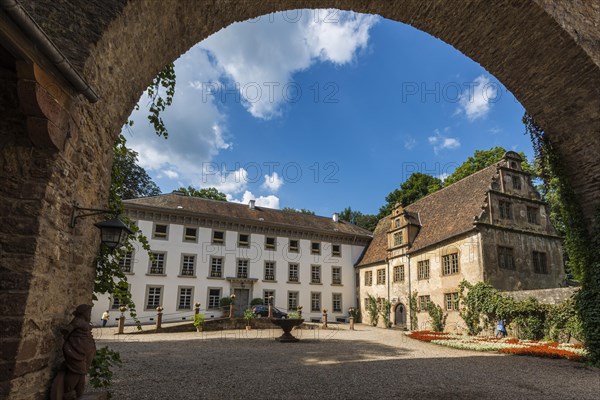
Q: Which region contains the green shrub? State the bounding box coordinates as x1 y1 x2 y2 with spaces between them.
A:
250 298 264 306
366 294 379 327
219 297 233 308
380 299 392 328
89 346 122 390
287 310 301 319
427 302 446 332
192 313 204 330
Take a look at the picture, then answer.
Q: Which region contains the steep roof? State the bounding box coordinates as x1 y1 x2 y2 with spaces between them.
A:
124 193 373 238
356 162 500 266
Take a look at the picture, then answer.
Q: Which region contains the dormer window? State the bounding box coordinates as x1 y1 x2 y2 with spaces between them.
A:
512 175 521 190
394 218 400 228
393 232 403 247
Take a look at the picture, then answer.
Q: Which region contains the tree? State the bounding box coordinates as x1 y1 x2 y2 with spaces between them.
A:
338 207 378 232
378 173 443 218
177 186 227 201
444 146 535 186
281 207 315 215
111 135 161 201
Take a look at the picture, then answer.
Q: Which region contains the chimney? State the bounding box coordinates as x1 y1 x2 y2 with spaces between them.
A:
249 199 256 209
332 213 339 223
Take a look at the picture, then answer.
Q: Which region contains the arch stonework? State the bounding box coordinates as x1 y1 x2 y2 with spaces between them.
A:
0 1 598 397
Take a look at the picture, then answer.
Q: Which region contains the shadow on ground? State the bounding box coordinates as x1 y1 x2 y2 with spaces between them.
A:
93 330 599 400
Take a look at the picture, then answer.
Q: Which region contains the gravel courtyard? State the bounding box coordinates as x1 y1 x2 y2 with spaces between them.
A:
93 325 599 399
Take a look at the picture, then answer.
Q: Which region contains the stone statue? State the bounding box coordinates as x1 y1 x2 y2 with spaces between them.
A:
50 304 97 400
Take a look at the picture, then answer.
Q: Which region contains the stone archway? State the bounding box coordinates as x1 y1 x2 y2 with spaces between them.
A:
394 303 407 327
1 1 599 398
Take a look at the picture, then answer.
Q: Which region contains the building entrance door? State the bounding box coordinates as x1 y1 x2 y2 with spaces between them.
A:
395 303 406 326
234 289 250 317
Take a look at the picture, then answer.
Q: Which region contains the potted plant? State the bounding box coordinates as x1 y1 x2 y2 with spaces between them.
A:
243 308 255 330
193 313 204 332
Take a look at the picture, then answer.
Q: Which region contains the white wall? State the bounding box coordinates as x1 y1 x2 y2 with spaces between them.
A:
92 219 366 326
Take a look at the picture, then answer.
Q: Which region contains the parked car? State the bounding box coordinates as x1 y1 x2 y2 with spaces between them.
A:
252 305 288 319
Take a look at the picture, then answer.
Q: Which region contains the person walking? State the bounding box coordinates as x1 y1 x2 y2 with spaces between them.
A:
496 319 507 338
101 310 110 327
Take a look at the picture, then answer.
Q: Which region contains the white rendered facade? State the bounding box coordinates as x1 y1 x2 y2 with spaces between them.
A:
92 196 370 325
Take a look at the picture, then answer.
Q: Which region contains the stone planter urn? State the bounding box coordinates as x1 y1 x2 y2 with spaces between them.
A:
271 318 304 342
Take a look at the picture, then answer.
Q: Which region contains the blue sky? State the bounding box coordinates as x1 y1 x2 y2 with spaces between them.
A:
125 9 531 216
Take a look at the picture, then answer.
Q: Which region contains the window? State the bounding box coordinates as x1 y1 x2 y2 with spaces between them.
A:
364 270 373 286
149 252 166 275
311 242 321 255
394 218 400 228
512 175 522 190
498 246 515 270
153 223 168 239
212 230 225 244
184 227 197 242
417 260 430 280
145 286 162 310
263 290 275 306
445 293 459 311
265 236 276 250
288 291 299 310
418 295 431 312
532 251 548 274
331 244 341 257
237 259 249 278
238 233 250 248
442 253 459 275
111 284 131 310
393 232 403 246
180 254 195 276
332 293 342 312
311 292 321 312
210 256 223 278
289 239 299 253
331 266 342 285
311 265 321 284
376 268 386 285
288 263 299 282
393 265 405 282
264 261 275 281
178 287 193 310
527 207 539 224
499 201 512 219
207 288 221 309
119 251 133 273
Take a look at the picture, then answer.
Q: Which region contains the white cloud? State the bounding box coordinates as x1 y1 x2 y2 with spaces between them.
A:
428 129 461 155
262 172 284 192
162 169 179 179
227 190 280 209
457 75 497 121
200 10 379 119
404 136 417 150
198 166 248 195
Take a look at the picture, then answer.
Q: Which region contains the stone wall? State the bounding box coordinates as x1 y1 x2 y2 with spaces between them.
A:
501 286 578 305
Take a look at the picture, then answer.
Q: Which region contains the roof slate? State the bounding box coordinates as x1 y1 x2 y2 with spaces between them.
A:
356 163 500 266
124 194 373 238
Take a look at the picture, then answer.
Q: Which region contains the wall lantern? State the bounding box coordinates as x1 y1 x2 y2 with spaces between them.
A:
70 204 133 250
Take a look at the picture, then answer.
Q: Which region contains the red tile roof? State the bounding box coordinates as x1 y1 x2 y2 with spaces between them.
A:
124 193 373 238
356 163 500 266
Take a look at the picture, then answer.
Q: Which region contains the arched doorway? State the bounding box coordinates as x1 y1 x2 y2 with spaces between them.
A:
1 1 598 397
394 303 406 327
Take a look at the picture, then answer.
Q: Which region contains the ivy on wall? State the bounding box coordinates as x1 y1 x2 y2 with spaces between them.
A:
524 112 600 366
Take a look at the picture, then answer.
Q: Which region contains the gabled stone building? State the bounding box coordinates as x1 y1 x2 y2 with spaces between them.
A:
356 152 564 330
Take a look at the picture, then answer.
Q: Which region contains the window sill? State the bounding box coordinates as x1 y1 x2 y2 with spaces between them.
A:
207 276 225 280
183 239 198 243
330 283 343 286
287 281 301 284
146 273 167 277
178 275 197 278
262 280 277 283
152 237 168 240
309 282 323 285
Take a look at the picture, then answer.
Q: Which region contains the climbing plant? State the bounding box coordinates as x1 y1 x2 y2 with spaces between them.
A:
426 302 447 333
524 112 600 365
409 291 419 331
366 294 379 327
380 299 392 328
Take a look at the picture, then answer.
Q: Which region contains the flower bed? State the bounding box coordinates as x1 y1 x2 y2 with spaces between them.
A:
407 331 587 361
